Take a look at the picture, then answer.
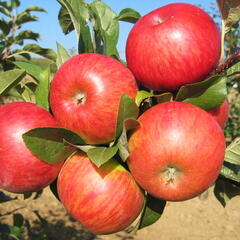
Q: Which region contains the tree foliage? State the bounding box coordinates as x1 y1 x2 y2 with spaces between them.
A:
0 0 56 71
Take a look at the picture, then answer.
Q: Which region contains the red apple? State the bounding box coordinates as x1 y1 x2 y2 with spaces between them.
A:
207 100 229 128
126 3 221 91
127 102 226 201
50 53 138 145
57 153 144 235
0 102 63 193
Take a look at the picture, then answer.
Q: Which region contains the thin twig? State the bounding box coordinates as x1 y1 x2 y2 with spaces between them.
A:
0 206 26 217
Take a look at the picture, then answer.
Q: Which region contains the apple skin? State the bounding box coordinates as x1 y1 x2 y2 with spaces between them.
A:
0 102 63 193
126 3 221 91
207 100 229 128
50 53 138 145
57 153 144 235
127 102 226 201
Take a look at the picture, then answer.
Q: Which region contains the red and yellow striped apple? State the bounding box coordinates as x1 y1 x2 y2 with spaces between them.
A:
57 153 144 235
126 3 221 91
0 102 63 193
50 53 138 145
127 102 226 201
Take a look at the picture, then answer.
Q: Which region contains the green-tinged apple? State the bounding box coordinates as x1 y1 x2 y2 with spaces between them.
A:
126 3 221 91
50 53 138 145
207 100 229 128
0 102 63 193
127 102 226 201
57 153 144 235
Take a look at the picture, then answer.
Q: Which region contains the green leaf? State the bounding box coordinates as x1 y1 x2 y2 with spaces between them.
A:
217 0 240 33
226 61 240 76
9 225 22 237
23 127 86 164
221 138 240 183
69 0 93 54
16 30 40 42
13 214 24 227
57 0 93 54
23 44 57 62
58 5 74 34
136 91 173 107
14 61 42 80
175 75 227 110
7 85 27 101
0 6 11 17
0 69 25 96
214 178 240 207
78 23 94 54
87 145 119 167
0 1 10 11
136 194 166 230
220 162 240 182
35 67 50 111
90 1 120 58
10 0 20 8
115 94 139 139
0 19 11 35
224 137 240 165
56 42 70 68
0 191 16 203
13 51 31 60
57 0 84 38
116 8 141 23
25 6 46 13
65 143 95 153
156 92 173 104
21 87 33 102
15 82 35 102
135 90 154 107
117 119 139 162
16 12 38 25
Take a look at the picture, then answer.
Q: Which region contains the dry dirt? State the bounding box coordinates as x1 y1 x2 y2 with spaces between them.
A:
0 185 239 240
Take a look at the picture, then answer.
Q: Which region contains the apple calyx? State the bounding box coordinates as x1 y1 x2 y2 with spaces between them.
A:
162 166 180 185
74 92 86 105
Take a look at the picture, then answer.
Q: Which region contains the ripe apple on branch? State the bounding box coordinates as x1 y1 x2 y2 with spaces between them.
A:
57 153 145 235
126 3 221 92
50 53 138 145
0 102 63 193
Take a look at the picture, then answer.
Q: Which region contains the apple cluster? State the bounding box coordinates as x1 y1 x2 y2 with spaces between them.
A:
0 3 228 236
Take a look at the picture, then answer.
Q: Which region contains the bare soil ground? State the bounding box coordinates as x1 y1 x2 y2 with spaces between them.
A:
1 186 239 240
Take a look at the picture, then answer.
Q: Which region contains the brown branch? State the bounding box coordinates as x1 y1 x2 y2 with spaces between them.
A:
214 50 240 74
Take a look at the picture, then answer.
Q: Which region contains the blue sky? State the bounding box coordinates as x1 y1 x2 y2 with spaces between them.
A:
18 0 219 59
